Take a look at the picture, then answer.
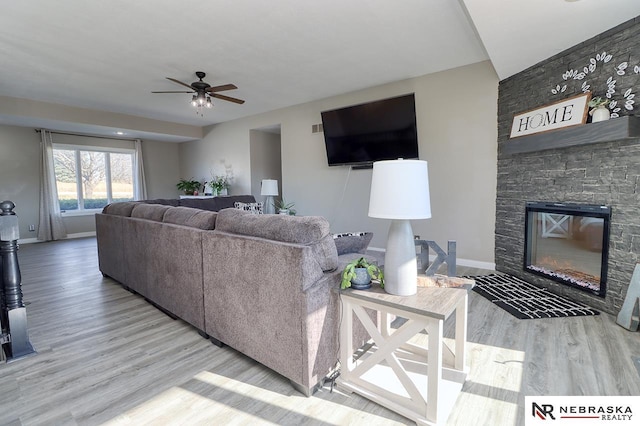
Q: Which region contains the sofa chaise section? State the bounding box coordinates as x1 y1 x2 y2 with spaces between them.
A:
96 203 218 332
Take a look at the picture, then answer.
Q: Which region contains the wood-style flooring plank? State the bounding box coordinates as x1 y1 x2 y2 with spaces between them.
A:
0 237 638 426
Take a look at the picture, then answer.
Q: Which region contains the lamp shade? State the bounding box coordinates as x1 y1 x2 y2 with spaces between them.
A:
261 179 279 196
368 159 431 220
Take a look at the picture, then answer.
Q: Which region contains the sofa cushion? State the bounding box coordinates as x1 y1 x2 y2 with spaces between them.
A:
215 208 338 271
163 207 217 230
131 204 172 222
102 201 139 217
332 232 373 255
216 208 325 243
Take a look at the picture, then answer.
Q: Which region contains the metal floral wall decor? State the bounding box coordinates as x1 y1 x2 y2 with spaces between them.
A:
550 51 638 118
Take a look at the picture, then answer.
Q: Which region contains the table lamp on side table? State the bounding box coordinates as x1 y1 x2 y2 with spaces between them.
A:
368 159 431 296
261 179 279 214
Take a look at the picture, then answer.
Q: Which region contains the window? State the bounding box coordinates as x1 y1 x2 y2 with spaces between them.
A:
53 144 136 213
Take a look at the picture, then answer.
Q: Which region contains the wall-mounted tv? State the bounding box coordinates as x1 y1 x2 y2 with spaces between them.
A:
321 93 418 168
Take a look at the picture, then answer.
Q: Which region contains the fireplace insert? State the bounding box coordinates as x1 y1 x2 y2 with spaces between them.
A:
524 202 611 297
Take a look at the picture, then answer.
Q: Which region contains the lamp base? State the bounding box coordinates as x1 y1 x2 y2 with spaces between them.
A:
384 219 418 296
264 196 275 214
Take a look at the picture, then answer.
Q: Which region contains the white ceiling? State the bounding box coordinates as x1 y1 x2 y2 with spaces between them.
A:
1 0 639 142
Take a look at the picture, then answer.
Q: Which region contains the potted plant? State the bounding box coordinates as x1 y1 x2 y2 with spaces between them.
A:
208 174 230 196
588 96 610 123
340 257 384 290
274 199 296 215
176 179 202 195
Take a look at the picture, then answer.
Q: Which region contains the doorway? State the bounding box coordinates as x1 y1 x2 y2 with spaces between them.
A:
250 125 282 208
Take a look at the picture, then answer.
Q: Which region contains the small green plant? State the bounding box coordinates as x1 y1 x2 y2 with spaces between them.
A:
207 174 230 194
274 198 296 215
341 257 384 289
176 179 202 195
588 96 609 108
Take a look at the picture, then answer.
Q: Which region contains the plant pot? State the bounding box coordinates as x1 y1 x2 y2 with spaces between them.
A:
591 106 610 123
278 209 289 215
350 268 371 290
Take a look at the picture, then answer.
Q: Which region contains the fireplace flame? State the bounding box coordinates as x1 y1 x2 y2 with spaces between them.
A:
532 255 600 286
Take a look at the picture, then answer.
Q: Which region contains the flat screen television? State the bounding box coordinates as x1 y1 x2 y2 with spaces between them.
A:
321 93 419 167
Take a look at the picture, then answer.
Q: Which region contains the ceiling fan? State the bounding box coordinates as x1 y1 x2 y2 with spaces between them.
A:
152 71 245 109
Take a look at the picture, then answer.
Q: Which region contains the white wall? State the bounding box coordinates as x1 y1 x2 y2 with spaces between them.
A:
180 61 498 264
0 126 40 239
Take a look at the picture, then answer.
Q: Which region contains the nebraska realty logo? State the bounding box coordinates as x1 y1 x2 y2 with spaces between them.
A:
525 396 639 424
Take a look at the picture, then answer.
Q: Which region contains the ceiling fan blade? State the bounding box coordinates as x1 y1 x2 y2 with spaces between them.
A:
166 77 194 90
212 93 245 104
151 90 194 93
206 84 238 93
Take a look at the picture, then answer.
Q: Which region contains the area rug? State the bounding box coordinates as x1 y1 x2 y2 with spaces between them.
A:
463 273 600 319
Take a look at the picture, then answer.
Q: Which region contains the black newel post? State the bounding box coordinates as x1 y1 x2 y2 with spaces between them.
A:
0 200 36 361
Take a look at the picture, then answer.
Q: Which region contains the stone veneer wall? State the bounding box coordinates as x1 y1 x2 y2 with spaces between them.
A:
496 16 640 315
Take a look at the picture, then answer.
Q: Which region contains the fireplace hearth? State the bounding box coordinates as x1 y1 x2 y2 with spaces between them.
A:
524 202 611 298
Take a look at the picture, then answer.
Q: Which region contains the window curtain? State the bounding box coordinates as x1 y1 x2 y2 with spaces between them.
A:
37 130 67 241
134 139 147 200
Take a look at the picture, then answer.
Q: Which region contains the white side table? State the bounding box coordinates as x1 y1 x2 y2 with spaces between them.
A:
337 285 469 426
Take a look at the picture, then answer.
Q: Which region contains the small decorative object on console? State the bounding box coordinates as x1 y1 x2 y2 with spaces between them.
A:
208 174 231 196
261 179 279 214
274 199 296 215
234 201 264 214
176 179 202 196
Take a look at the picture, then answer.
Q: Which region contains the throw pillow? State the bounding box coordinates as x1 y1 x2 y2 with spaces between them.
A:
234 201 264 215
333 232 373 255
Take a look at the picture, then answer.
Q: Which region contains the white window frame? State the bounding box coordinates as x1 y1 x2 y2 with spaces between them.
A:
53 143 137 216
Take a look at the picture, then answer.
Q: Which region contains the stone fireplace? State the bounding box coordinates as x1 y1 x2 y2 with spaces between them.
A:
495 132 640 315
496 17 640 315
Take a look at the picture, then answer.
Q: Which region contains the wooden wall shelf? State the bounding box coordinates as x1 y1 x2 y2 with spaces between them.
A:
501 115 640 156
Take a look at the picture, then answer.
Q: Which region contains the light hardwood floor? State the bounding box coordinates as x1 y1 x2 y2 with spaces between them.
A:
1 237 638 425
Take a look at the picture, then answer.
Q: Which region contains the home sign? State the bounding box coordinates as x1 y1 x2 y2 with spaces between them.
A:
509 92 591 138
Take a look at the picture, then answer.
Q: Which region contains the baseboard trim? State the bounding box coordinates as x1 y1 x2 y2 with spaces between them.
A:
367 246 495 272
19 231 97 245
457 258 495 271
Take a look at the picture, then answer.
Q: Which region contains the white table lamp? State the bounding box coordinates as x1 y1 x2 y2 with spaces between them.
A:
261 179 279 214
369 159 431 296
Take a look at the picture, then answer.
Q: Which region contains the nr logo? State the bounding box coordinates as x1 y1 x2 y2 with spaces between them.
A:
532 402 556 420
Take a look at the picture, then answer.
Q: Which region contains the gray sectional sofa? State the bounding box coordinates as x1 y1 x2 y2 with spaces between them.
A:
95 197 353 396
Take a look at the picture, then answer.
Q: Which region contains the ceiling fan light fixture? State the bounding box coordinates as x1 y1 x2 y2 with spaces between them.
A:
154 72 244 114
198 93 206 106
